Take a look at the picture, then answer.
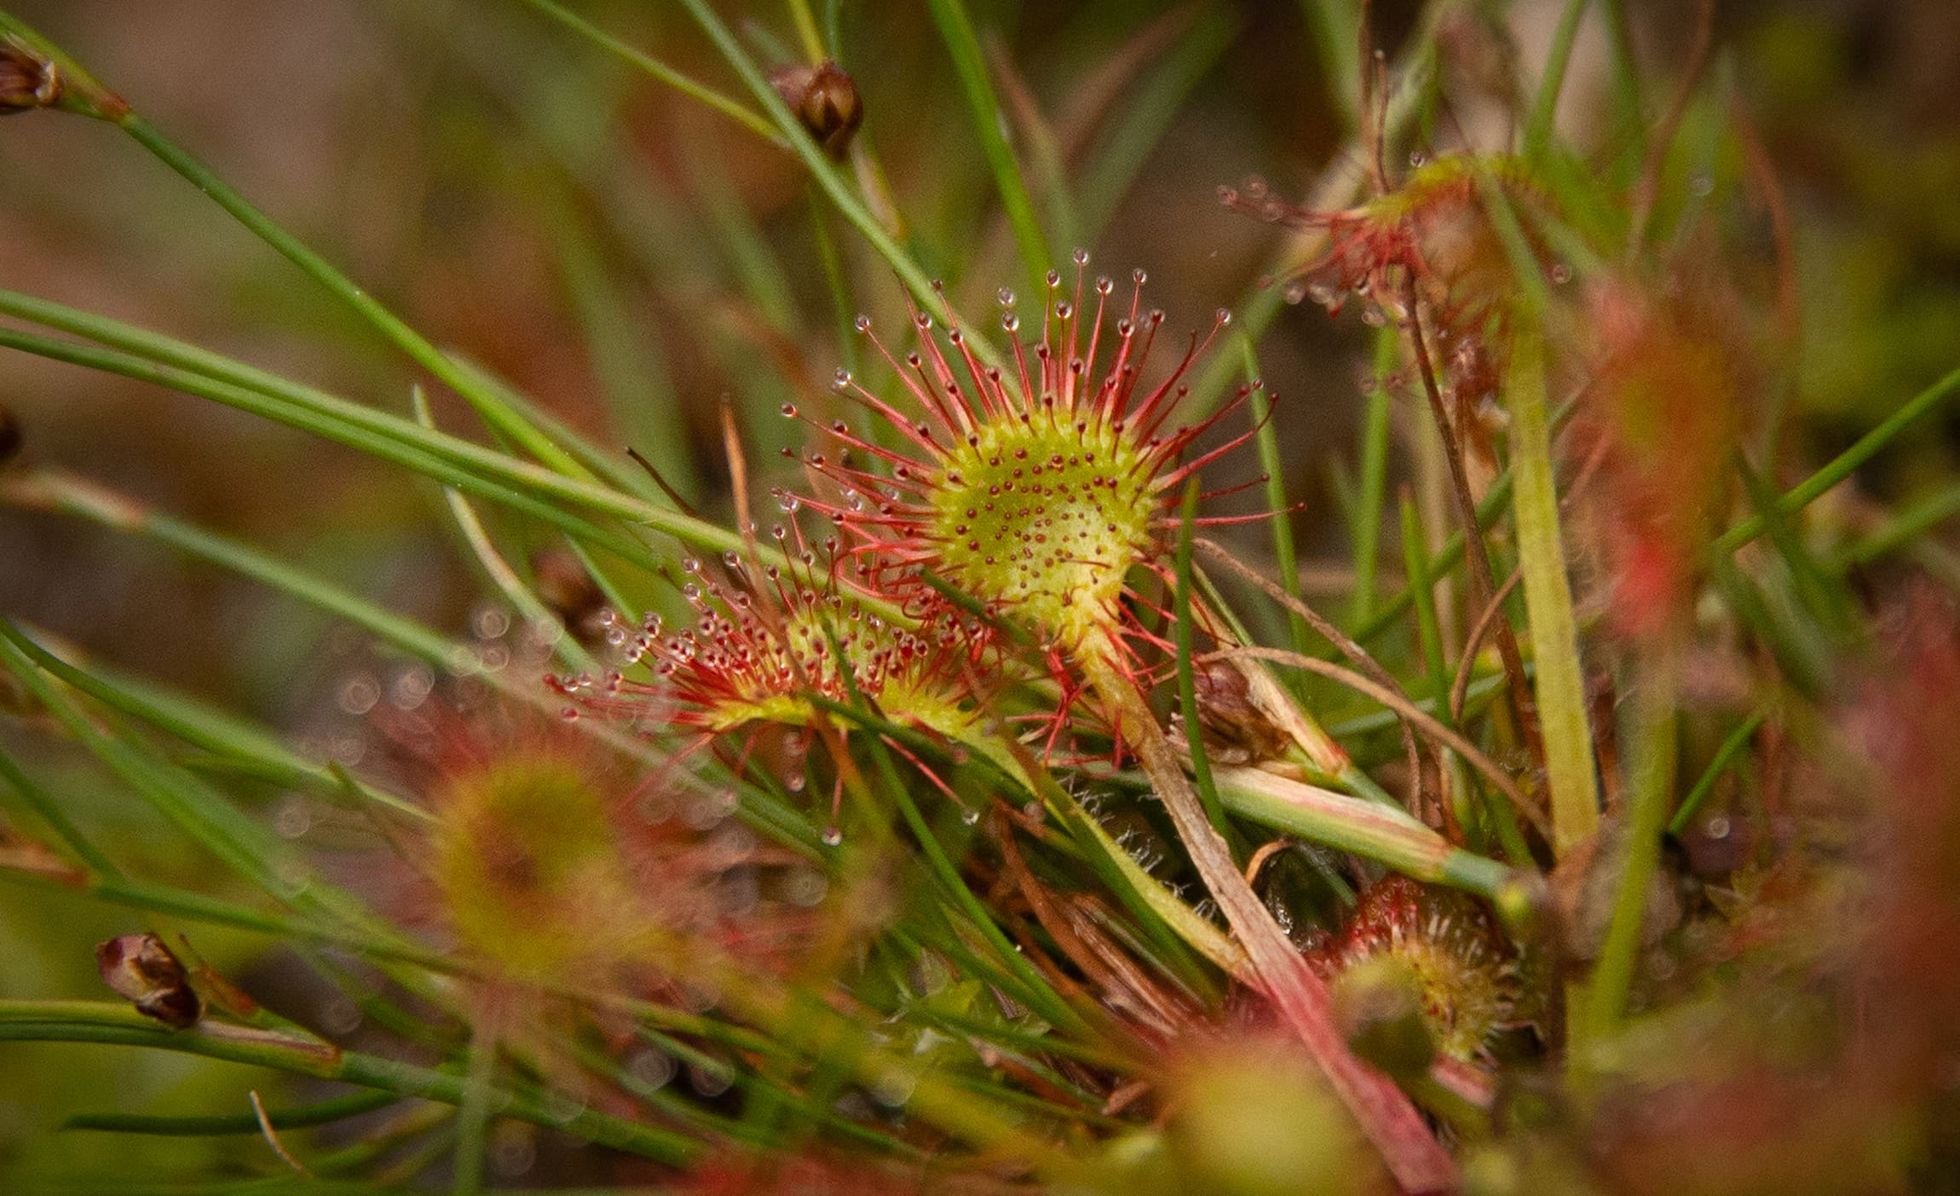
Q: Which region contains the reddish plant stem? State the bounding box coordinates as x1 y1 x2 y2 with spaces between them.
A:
1400 277 1541 763
1080 637 1456 1193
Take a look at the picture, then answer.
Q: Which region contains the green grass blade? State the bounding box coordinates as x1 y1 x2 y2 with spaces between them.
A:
514 0 783 145
1524 0 1591 160
924 0 1053 300
1715 363 1960 555
1505 326 1599 855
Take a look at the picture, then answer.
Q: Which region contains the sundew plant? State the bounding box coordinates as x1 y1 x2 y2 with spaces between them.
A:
2 2 1959 1192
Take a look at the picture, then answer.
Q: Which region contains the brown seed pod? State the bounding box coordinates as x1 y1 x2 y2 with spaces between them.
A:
96 933 202 1029
1193 657 1290 763
0 39 60 114
768 60 862 159
529 548 608 645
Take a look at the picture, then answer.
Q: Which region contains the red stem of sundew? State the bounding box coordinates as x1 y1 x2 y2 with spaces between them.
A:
1079 639 1457 1192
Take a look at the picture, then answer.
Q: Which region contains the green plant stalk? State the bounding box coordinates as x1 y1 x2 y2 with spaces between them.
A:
862 735 1093 1039
811 630 1092 1038
1298 0 1362 132
1400 494 1452 715
1841 482 1960 566
1506 325 1599 855
1716 363 1960 554
0 625 319 910
0 1000 700 1164
1351 330 1398 625
1077 632 1456 1193
1207 767 1515 900
1 625 425 824
3 471 820 856
0 299 777 567
64 1089 399 1137
950 721 1245 979
411 387 598 676
0 747 122 877
1667 709 1766 836
1355 350 1956 653
452 1029 495 1194
1525 0 1592 160
1578 640 1680 1044
103 111 592 480
515 0 784 146
7 278 638 507
672 0 1003 368
3 855 1076 1169
1075 8 1238 240
1243 341 1312 663
0 318 914 623
924 0 1054 303
1174 484 1241 851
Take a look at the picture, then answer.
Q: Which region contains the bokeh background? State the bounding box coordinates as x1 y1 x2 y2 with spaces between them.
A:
2 0 1957 1180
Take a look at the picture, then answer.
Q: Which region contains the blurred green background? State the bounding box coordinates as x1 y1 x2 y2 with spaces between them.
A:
2 0 1957 1183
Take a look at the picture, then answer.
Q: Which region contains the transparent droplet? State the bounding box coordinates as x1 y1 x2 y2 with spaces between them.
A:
336 674 380 716
783 868 829 906
689 1061 735 1098
473 606 511 640
627 1049 677 1091
490 1123 538 1178
273 796 312 839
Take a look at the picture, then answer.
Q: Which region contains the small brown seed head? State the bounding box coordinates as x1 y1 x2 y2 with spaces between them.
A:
0 404 20 465
769 60 862 158
96 933 202 1028
0 40 59 114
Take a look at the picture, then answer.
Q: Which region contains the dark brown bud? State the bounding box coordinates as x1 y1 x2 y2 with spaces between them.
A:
1193 658 1290 762
768 60 862 159
96 933 202 1028
530 548 608 645
0 39 60 114
0 404 21 465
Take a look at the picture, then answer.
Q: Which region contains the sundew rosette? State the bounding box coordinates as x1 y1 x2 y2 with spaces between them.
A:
372 704 823 987
790 256 1269 666
1224 153 1550 340
550 526 1001 821
1308 875 1519 1065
